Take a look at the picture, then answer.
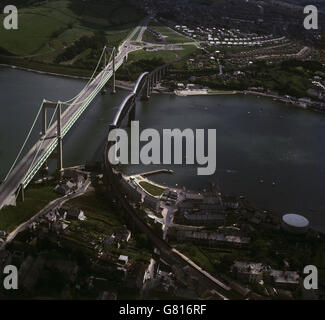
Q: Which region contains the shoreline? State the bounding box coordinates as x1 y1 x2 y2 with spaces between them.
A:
0 63 90 80
1 63 324 114
136 171 324 235
172 88 325 113
0 63 135 90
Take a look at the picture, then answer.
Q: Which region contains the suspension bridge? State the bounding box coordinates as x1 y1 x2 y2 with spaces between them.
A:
0 24 143 209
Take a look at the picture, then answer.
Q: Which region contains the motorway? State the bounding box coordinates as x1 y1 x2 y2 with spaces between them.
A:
0 23 145 210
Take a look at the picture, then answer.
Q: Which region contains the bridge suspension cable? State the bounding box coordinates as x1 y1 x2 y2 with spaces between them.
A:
4 100 45 182
59 46 109 105
22 103 59 187
61 47 117 108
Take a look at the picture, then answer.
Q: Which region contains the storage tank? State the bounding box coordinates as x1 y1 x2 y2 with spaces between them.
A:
282 213 310 234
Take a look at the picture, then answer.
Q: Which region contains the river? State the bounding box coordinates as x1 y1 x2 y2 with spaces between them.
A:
0 67 325 232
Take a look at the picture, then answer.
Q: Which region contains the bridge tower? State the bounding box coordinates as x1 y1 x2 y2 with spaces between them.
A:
41 100 63 174
103 46 107 70
41 100 60 172
41 101 49 173
19 183 24 202
112 47 116 94
57 102 63 175
101 47 108 95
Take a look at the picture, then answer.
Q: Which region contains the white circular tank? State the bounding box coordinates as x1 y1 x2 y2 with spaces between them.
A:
282 213 310 234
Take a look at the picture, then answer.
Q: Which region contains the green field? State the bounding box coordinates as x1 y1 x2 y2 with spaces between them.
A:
0 0 144 66
0 184 58 233
176 243 216 274
64 191 151 263
128 45 198 64
138 181 166 197
147 20 193 44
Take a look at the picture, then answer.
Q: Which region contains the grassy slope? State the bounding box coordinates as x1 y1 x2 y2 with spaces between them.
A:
128 45 198 64
64 191 151 263
0 0 144 69
0 1 79 55
0 184 57 233
138 181 166 197
148 20 193 44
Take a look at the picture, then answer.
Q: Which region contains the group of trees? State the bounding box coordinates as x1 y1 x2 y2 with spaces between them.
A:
55 31 106 65
118 57 166 81
181 58 323 98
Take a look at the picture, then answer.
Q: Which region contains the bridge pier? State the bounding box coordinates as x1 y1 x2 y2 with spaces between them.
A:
128 103 136 127
141 76 150 100
109 124 117 132
42 102 47 135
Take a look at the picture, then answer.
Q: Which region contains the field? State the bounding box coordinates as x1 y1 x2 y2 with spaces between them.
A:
0 0 145 67
147 20 193 44
128 45 198 64
138 181 166 197
0 183 58 233
116 44 199 81
63 190 152 263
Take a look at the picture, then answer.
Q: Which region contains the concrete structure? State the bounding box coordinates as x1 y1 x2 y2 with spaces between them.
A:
268 270 300 289
281 213 309 234
232 261 263 284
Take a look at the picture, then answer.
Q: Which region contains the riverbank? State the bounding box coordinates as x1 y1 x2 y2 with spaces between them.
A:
0 63 135 91
172 86 325 113
175 89 238 96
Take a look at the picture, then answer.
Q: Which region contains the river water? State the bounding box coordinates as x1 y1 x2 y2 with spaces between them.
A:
0 67 325 232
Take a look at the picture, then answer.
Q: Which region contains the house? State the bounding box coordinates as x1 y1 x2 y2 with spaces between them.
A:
170 229 249 247
177 83 185 89
54 184 70 196
58 207 86 221
105 234 115 246
114 227 131 248
118 255 129 266
268 270 300 289
232 261 264 284
223 195 240 209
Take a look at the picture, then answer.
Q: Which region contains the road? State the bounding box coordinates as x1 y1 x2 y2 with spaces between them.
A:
136 16 151 42
0 23 144 210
